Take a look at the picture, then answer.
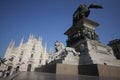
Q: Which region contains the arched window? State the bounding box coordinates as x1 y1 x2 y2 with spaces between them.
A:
32 44 35 50
31 54 33 58
19 58 22 62
39 60 41 64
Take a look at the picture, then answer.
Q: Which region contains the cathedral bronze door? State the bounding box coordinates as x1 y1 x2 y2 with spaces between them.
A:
16 66 19 72
27 64 32 72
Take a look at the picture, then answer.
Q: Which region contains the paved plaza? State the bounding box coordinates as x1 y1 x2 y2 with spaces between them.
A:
5 72 99 80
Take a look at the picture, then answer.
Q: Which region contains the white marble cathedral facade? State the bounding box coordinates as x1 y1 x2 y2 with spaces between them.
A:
1 34 48 73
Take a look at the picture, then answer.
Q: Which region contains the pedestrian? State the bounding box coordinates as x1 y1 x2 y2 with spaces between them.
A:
0 70 3 78
6 70 10 77
2 70 6 78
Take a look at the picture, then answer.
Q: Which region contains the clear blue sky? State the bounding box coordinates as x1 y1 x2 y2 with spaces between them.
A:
0 0 120 57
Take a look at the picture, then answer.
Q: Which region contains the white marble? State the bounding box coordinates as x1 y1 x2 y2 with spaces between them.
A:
79 39 120 66
1 34 48 73
47 41 80 65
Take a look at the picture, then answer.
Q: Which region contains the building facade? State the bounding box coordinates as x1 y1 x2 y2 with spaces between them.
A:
1 34 48 74
108 39 120 59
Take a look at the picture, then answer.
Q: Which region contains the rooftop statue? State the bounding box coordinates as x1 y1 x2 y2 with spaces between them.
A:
73 3 103 23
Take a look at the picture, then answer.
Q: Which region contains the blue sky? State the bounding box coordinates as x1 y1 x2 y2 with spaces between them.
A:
0 0 120 57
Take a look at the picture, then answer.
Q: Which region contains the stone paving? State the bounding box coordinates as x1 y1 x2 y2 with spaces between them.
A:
12 72 98 80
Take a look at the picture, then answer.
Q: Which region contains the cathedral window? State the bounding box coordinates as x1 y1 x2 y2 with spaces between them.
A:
32 44 35 50
39 60 41 64
31 54 33 58
19 58 22 62
40 54 42 58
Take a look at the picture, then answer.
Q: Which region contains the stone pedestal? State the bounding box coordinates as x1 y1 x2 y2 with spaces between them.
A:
62 51 79 65
36 63 78 75
36 63 120 80
72 39 120 66
64 18 120 67
56 64 78 75
78 64 120 80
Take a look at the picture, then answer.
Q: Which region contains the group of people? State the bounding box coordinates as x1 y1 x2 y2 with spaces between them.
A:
0 67 19 78
0 69 11 78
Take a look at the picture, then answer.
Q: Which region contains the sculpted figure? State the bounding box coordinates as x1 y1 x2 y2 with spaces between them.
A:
64 47 80 56
73 3 103 23
55 41 64 52
47 41 80 64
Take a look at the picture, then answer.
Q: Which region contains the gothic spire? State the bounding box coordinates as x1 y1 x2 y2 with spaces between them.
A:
44 42 47 53
38 36 42 42
8 40 15 49
19 37 24 47
29 33 34 40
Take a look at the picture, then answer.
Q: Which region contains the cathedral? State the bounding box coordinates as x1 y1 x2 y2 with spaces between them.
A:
1 34 49 74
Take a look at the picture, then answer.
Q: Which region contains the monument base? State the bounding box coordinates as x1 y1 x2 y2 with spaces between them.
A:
56 64 78 75
35 63 120 80
78 64 120 80
35 63 78 75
